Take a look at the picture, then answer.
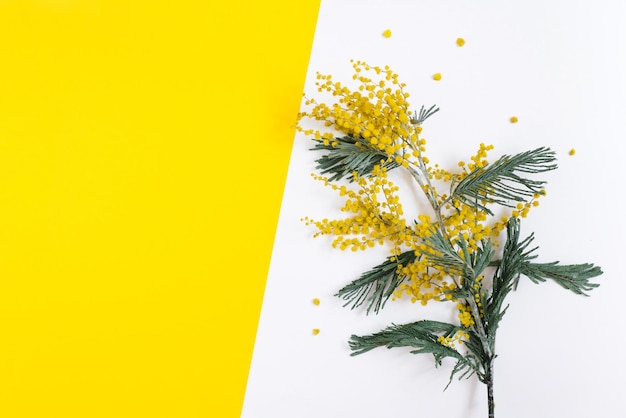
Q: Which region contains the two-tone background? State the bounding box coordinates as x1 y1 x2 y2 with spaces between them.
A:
1 1 625 417
245 1 626 418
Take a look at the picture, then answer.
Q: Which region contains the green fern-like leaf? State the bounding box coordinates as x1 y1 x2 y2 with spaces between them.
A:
486 218 602 345
420 228 468 277
421 227 493 284
310 136 400 182
452 147 557 215
349 320 483 385
410 104 440 125
335 250 416 315
485 217 530 343
348 320 461 357
520 261 602 295
489 219 602 296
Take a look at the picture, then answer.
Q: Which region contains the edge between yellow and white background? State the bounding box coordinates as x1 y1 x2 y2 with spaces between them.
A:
243 1 626 418
0 1 320 417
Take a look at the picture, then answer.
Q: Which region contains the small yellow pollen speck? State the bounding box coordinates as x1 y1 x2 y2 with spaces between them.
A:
510 116 518 123
313 298 320 306
569 148 576 156
433 73 442 81
383 29 392 38
456 37 465 47
312 329 320 335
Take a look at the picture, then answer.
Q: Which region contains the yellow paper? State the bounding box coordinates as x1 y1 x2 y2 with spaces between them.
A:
0 1 319 416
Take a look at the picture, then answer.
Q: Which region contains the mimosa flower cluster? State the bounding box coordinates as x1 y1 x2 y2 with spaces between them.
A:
298 62 544 308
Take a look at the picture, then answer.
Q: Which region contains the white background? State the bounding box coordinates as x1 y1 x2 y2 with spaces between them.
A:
243 1 626 417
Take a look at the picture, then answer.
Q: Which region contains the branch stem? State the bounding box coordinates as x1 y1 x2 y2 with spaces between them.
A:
486 356 495 418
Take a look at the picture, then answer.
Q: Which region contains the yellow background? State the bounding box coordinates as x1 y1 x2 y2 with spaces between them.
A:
0 1 319 416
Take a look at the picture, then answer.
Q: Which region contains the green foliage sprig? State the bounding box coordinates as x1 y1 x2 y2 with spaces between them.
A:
297 61 602 418
451 147 557 214
310 135 400 182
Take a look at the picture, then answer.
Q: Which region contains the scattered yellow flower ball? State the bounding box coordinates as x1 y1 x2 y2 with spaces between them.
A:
456 37 465 47
433 73 442 81
313 298 320 306
569 148 576 156
510 116 518 123
383 29 392 38
312 329 320 335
